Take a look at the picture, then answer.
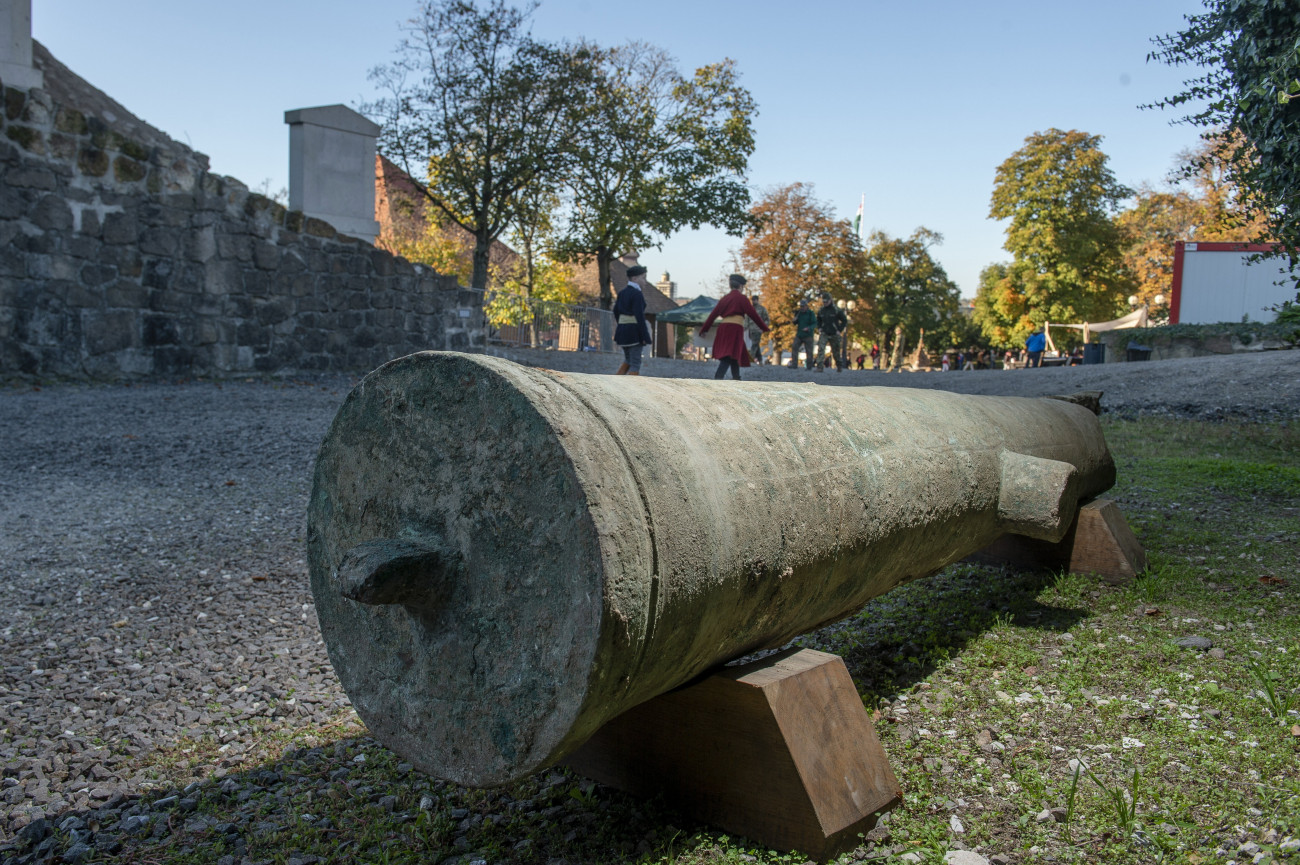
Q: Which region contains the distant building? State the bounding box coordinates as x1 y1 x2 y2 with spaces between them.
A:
655 271 678 301
374 154 518 280
959 297 976 316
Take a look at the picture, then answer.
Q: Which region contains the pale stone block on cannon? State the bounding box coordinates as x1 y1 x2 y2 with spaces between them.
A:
308 351 1130 794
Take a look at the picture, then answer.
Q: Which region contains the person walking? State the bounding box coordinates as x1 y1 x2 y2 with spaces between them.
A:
613 265 653 375
870 343 880 369
814 293 848 372
791 298 817 369
701 274 769 380
1025 326 1046 368
747 292 771 364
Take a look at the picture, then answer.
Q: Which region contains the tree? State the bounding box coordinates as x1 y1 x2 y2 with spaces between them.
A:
1116 135 1271 309
739 183 866 354
550 44 757 309
1148 0 1300 269
861 228 961 357
975 129 1135 345
365 0 593 289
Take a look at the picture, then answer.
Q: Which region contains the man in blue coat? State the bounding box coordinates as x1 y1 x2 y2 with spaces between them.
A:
1025 326 1047 368
614 265 653 375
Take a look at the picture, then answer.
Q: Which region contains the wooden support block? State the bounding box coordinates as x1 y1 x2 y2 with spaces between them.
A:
565 647 902 861
968 496 1146 585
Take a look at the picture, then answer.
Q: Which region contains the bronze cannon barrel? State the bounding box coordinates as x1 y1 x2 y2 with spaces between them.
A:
308 352 1115 786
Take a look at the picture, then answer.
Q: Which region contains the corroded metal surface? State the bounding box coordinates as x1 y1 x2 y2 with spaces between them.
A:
308 352 1115 786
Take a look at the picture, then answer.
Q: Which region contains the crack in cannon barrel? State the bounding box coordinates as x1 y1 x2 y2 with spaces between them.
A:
308 352 1116 786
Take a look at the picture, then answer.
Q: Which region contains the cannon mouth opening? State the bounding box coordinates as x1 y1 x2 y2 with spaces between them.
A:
308 352 613 787
336 538 460 611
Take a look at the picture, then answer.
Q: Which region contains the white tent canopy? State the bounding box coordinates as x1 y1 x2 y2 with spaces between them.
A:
1045 307 1147 353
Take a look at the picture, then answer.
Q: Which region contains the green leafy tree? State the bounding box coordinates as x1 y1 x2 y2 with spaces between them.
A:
975 129 1135 346
739 183 867 355
861 228 961 357
551 44 757 309
1148 0 1300 271
366 0 594 289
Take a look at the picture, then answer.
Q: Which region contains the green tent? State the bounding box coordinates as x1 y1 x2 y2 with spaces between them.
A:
655 295 719 326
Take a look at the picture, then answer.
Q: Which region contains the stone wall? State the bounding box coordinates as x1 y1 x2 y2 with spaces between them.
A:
1 47 484 380
1098 322 1298 363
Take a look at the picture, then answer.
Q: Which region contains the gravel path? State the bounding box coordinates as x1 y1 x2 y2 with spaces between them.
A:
0 349 1296 847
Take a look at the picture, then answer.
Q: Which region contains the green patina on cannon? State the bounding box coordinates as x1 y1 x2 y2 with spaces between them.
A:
308 352 1117 788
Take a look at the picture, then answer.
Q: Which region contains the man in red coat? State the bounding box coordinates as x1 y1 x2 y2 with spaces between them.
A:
700 274 769 380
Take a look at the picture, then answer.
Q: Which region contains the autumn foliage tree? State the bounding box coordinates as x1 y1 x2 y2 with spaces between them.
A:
1116 134 1272 308
974 129 1135 347
739 184 867 356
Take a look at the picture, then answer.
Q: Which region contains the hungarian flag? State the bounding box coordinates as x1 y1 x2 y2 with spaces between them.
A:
853 195 864 241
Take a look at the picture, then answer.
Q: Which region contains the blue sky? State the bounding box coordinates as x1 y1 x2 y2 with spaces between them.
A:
36 0 1211 300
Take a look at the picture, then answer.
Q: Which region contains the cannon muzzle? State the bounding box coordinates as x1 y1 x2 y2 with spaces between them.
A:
308 352 1114 786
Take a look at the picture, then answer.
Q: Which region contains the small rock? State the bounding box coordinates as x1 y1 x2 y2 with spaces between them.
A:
377 795 397 812
1204 708 1222 718
944 852 989 865
1238 841 1260 855
1036 809 1055 823
153 795 179 809
989 856 1011 865
899 854 923 864
1175 635 1213 651
419 795 435 811
1208 648 1226 659
62 842 93 863
1278 837 1299 853
18 818 50 844
949 815 964 833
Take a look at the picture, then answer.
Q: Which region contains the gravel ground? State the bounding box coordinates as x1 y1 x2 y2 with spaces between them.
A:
0 349 1296 853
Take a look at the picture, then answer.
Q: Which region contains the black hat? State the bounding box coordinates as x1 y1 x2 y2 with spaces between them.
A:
626 265 648 278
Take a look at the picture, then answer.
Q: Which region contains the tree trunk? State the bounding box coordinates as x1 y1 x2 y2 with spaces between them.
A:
597 247 613 311
471 233 491 290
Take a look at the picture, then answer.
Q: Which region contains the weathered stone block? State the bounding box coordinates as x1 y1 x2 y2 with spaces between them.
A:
79 263 116 287
304 217 337 240
255 299 290 326
283 210 305 233
194 318 220 346
236 321 271 350
32 195 73 232
223 294 255 320
119 139 150 162
82 309 136 355
217 233 253 262
101 212 138 245
5 125 42 157
106 245 143 277
143 314 180 346
184 225 216 262
5 164 56 189
148 287 192 314
369 250 395 276
138 227 179 257
253 241 279 270
80 208 101 237
4 87 25 121
152 345 195 374
53 107 88 135
105 280 148 309
142 258 173 290
66 235 99 260
48 132 77 161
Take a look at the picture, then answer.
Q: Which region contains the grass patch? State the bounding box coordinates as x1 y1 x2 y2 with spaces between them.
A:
9 416 1299 864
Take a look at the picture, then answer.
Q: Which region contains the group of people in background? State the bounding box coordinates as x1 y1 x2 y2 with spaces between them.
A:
617 268 1067 379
